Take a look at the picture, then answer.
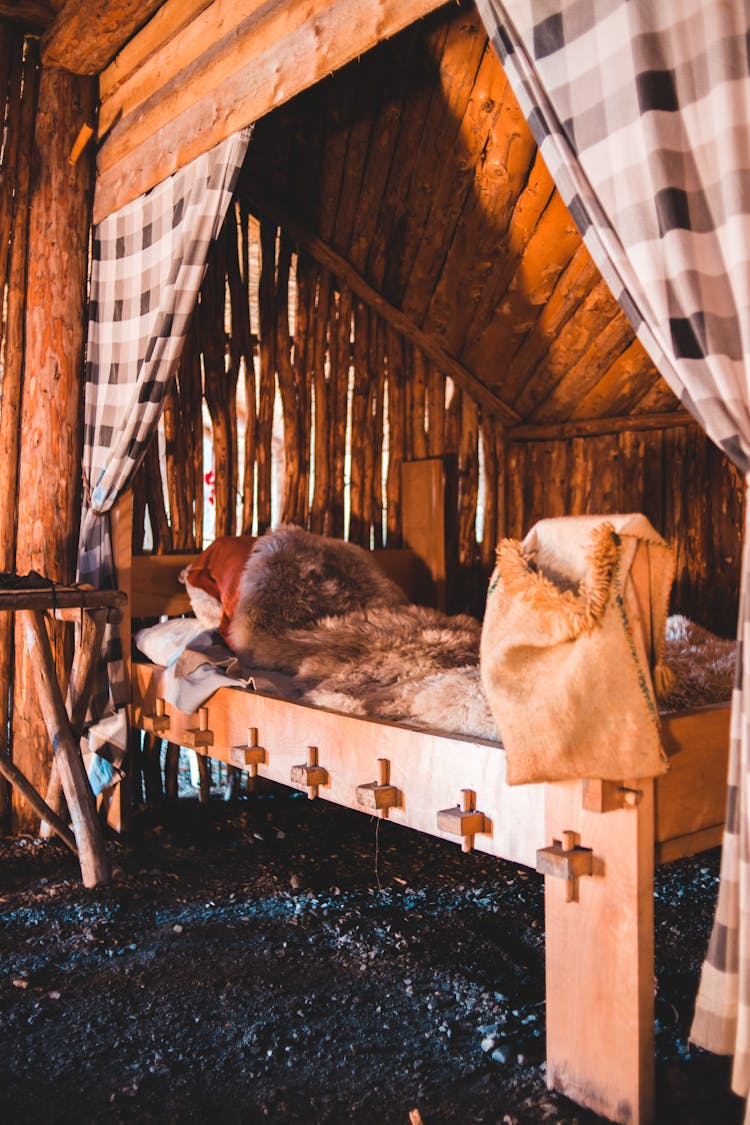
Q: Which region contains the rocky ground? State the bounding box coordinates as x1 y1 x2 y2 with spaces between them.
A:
0 780 745 1124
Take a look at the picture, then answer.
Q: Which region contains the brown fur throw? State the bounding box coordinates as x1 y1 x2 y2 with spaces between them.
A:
226 524 408 656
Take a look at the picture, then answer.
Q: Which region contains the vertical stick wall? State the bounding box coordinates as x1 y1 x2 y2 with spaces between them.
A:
133 206 743 634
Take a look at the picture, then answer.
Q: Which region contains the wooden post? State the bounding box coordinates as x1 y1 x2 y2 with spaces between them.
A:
12 63 96 833
543 778 655 1125
23 610 110 887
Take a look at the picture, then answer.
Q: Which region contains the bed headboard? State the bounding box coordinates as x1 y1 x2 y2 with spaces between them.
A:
114 457 452 622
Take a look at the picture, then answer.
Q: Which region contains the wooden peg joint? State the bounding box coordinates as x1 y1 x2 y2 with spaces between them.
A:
536 830 594 902
229 726 266 774
291 745 328 799
582 778 644 813
142 696 170 734
437 788 486 852
356 758 399 817
183 706 214 752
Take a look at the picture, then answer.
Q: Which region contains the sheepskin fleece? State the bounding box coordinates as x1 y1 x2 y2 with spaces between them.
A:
226 524 408 656
660 615 736 711
240 604 487 732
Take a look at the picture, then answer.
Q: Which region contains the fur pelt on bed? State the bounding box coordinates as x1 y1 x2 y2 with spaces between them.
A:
193 524 408 655
240 604 495 736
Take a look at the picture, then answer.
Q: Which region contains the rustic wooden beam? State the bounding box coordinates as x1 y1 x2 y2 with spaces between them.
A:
0 2 60 30
41 0 164 74
506 409 695 443
93 0 450 223
241 184 519 423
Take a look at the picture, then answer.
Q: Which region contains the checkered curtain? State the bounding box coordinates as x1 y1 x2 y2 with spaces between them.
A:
78 128 251 792
475 0 750 1098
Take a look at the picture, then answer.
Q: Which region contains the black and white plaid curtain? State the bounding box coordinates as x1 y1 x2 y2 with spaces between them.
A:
78 128 251 792
476 0 750 1098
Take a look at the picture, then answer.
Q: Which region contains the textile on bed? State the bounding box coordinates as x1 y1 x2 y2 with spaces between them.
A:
76 128 251 791
474 0 750 1093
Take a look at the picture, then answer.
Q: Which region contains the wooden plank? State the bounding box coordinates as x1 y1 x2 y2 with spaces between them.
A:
506 409 693 442
366 14 449 292
655 824 724 866
573 338 660 421
527 311 635 424
424 93 537 356
459 150 556 376
347 27 423 274
401 41 508 324
502 244 599 405
99 0 277 140
330 45 386 256
382 6 487 308
240 185 519 422
133 660 545 868
93 0 449 223
42 0 164 73
544 778 655 1124
463 190 581 383
401 459 447 608
132 554 195 618
99 0 214 103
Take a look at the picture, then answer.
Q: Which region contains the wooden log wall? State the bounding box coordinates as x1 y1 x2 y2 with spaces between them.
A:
133 203 744 634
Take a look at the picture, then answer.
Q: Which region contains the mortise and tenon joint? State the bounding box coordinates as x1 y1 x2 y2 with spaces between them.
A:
291 745 328 799
536 829 594 903
356 758 399 817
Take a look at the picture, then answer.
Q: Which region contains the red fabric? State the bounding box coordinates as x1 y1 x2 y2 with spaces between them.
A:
184 536 256 639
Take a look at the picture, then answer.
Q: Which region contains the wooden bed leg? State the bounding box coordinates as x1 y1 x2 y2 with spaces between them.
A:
165 743 180 801
542 778 655 1125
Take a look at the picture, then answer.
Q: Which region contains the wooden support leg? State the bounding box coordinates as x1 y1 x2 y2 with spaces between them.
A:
41 607 108 832
543 778 655 1125
165 742 180 801
22 610 110 888
196 753 210 805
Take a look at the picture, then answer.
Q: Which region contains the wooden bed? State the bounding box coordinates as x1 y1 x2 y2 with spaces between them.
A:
113 469 731 1125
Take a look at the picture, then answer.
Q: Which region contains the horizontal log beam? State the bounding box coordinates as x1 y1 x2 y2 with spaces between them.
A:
42 0 164 74
0 2 60 28
506 409 696 443
93 0 449 222
242 183 520 424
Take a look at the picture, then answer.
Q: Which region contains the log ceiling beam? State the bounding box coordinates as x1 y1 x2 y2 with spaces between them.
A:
41 0 164 74
93 0 450 223
0 2 61 29
241 182 520 425
506 409 695 443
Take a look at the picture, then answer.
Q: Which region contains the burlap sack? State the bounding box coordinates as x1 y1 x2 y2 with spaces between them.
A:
479 514 675 785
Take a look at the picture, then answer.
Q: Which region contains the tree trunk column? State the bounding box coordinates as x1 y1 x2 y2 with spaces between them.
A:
12 64 95 833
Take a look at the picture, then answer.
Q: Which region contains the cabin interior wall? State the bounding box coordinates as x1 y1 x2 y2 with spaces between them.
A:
132 202 743 634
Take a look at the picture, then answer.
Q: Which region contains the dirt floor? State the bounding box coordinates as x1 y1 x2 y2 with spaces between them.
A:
0 781 745 1125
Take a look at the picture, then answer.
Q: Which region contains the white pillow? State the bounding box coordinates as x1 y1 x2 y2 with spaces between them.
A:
135 618 208 668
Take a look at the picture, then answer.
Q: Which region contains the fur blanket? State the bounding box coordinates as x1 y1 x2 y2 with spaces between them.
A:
182 525 408 649
179 528 736 743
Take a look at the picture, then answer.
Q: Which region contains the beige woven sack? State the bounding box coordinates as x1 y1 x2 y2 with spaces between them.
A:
480 514 675 785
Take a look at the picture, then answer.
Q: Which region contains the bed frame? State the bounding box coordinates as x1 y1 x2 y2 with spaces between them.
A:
113 462 730 1125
